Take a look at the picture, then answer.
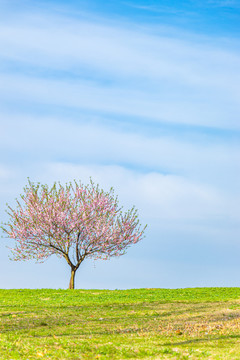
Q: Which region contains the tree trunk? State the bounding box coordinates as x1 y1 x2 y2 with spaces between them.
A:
69 269 76 289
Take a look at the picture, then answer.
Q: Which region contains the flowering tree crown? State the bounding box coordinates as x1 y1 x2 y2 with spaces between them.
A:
2 179 146 272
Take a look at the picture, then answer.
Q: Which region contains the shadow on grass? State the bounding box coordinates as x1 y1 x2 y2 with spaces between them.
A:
164 334 240 346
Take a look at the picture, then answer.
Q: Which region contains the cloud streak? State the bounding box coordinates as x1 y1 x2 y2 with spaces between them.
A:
0 114 239 189
0 8 240 129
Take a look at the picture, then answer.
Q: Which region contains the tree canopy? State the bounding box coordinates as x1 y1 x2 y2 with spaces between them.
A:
1 179 147 288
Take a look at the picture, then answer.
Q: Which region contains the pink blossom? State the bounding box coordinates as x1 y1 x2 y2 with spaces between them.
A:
1 179 147 288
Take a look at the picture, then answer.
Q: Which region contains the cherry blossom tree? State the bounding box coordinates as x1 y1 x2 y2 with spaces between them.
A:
1 179 146 289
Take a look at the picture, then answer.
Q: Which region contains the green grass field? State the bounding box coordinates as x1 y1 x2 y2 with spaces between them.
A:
1 288 240 359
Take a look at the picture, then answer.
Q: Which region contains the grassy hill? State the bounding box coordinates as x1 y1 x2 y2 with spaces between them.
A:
0 288 240 359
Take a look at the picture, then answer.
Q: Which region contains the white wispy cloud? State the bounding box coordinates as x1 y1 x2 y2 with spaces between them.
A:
0 8 239 129
1 13 239 85
123 2 197 15
206 0 240 7
42 162 231 221
0 113 239 190
0 72 239 130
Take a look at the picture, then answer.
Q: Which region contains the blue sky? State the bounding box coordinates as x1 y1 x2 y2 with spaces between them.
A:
0 0 239 289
